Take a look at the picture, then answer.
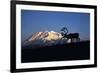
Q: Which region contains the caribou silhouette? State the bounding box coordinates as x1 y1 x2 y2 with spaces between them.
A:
61 26 80 43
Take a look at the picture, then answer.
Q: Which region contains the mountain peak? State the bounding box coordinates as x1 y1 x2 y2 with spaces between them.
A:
27 31 62 42
22 31 66 47
44 31 62 41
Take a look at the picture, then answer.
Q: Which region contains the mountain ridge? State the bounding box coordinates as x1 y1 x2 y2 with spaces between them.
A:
22 31 68 48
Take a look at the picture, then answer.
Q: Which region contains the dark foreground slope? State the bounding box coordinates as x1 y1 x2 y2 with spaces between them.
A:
21 40 90 63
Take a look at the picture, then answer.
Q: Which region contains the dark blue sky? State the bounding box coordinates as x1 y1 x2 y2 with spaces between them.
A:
21 10 90 41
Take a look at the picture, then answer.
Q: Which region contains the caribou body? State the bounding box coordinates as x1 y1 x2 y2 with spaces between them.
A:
61 26 80 43
64 33 80 42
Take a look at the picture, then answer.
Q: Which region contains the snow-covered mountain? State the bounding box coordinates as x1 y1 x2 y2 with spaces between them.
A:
22 31 68 48
29 31 62 41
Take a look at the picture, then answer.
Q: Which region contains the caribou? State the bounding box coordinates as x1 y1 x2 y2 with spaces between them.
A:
61 26 80 43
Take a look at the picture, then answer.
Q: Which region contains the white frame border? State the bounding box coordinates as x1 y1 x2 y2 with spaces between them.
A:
16 4 95 69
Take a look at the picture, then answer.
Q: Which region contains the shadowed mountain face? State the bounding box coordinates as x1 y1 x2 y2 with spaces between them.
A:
22 31 69 49
21 31 90 63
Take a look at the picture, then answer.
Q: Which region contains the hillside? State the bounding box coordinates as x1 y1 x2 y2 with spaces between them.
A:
22 40 90 63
